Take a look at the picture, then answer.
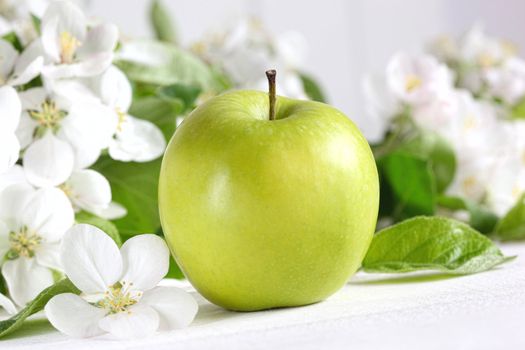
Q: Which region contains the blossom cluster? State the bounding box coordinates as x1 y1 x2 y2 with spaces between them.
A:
192 18 309 99
0 0 166 312
366 25 525 218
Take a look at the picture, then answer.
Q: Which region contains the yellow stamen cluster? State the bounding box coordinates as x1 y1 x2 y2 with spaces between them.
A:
97 281 142 314
463 114 477 130
60 31 81 64
8 226 42 258
29 99 66 133
116 108 128 132
405 75 422 93
59 183 74 199
478 53 495 68
462 176 478 195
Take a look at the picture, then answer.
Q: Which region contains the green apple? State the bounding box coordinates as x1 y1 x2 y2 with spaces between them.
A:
159 71 379 311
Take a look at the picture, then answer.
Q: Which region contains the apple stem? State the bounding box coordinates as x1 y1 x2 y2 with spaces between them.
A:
266 69 276 121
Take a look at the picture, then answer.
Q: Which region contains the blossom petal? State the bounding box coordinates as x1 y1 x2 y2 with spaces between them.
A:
12 39 44 84
21 186 74 242
0 165 27 193
0 17 10 37
120 235 169 291
0 221 10 260
58 101 117 168
141 287 198 330
45 293 106 338
0 131 20 174
18 87 47 110
60 224 122 294
0 292 17 315
0 85 21 131
2 257 54 307
35 241 62 270
0 183 35 229
23 131 75 187
0 39 18 82
15 112 38 149
41 1 86 63
66 169 111 213
109 116 166 162
90 201 127 220
98 304 159 339
40 15 60 63
52 79 100 108
97 65 132 111
76 23 118 60
9 56 44 86
42 52 114 79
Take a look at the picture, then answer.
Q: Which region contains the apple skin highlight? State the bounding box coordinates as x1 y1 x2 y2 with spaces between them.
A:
159 89 379 311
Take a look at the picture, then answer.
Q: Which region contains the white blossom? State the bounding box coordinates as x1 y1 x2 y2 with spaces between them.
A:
39 1 118 80
485 121 525 215
45 224 198 339
93 66 166 162
386 52 453 106
0 183 74 306
193 18 308 99
17 85 117 187
484 57 525 105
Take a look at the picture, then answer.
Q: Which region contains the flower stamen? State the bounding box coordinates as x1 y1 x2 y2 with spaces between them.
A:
116 108 127 132
97 281 141 314
405 75 422 92
8 226 42 259
60 31 81 64
29 99 66 136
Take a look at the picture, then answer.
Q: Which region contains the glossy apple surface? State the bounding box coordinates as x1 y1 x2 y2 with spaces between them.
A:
159 90 379 311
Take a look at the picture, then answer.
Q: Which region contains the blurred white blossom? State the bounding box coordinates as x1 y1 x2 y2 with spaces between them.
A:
193 18 308 99
367 26 525 218
386 52 453 106
484 57 525 105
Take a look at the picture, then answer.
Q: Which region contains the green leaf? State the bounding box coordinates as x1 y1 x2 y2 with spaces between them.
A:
166 257 185 279
397 132 456 193
362 216 514 274
150 0 178 44
31 14 41 35
511 97 525 119
299 73 327 102
1 32 23 51
75 211 122 246
437 195 498 234
0 279 79 339
158 84 201 112
92 156 162 237
129 96 183 140
115 40 222 92
495 195 525 241
378 151 436 218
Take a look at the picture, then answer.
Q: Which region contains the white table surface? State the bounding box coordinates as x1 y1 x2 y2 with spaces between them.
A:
2 242 525 350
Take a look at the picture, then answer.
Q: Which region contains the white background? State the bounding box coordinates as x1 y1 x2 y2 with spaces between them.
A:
86 0 525 139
